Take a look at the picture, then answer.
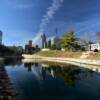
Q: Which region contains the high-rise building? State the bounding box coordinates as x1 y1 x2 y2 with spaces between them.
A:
29 40 32 46
47 39 51 48
25 40 36 54
0 30 2 44
41 33 47 48
50 36 62 50
51 36 62 46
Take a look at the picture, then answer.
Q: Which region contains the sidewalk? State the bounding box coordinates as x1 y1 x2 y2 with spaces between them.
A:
22 54 100 66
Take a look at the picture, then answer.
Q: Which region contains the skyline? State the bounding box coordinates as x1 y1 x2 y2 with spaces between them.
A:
0 0 100 46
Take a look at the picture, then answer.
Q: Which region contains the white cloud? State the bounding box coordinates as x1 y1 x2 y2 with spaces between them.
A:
33 0 64 43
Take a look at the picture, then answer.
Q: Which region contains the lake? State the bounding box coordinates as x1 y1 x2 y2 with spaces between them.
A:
0 58 100 100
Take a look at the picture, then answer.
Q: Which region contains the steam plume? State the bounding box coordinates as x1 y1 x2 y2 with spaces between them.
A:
33 0 64 43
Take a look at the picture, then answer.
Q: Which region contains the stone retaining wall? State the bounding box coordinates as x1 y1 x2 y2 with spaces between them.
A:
22 54 100 66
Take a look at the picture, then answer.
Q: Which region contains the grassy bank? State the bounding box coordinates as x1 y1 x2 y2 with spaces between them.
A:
35 50 100 60
35 50 82 58
87 52 100 60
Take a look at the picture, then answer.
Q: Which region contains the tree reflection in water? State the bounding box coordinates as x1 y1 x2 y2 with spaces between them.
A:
4 58 22 66
3 58 96 88
23 61 94 87
1 59 100 100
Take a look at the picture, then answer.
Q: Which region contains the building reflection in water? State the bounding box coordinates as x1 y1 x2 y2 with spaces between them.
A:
24 62 39 72
0 57 100 100
23 62 78 87
51 69 54 78
2 58 100 100
24 62 55 80
23 61 100 88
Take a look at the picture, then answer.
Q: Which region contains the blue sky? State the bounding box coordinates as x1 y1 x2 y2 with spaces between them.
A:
0 0 100 46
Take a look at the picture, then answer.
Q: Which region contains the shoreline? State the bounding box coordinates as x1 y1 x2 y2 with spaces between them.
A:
22 54 100 66
0 56 22 62
22 58 100 73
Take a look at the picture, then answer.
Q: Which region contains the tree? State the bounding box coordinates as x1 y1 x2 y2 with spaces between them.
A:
51 44 56 50
61 31 78 51
0 45 15 56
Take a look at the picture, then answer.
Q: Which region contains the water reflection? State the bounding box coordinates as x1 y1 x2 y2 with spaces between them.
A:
24 62 55 80
4 58 22 66
23 61 98 88
0 58 100 100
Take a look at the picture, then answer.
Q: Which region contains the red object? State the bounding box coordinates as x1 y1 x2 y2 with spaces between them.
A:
87 51 96 56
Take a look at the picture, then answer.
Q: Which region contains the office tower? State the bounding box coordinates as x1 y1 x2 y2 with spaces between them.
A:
0 30 2 44
41 33 47 48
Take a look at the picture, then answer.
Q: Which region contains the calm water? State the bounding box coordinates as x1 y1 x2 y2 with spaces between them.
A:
1 58 100 100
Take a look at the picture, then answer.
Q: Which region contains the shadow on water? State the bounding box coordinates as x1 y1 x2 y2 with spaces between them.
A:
0 58 100 100
4 58 22 66
0 59 19 100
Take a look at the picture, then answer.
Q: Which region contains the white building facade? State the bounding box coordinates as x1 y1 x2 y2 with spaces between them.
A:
90 43 100 51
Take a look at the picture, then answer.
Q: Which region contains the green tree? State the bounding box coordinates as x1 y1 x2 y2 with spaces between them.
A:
61 31 78 51
51 44 56 50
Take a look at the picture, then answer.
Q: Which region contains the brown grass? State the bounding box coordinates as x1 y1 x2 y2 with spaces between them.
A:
87 52 100 60
36 50 82 58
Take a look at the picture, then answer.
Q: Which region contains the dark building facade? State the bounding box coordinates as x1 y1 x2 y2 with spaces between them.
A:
0 30 3 44
47 39 51 48
29 40 32 46
41 33 47 48
25 40 35 54
25 40 40 54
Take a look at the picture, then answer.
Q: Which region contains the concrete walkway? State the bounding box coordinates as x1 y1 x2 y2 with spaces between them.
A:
80 52 89 59
22 54 100 66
